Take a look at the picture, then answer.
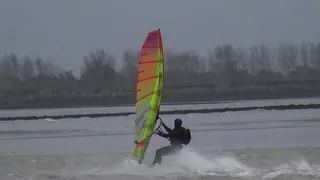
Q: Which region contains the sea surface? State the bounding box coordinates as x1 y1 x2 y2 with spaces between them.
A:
1 100 320 179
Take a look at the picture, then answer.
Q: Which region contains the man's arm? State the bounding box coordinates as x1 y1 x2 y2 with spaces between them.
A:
161 123 172 134
156 131 169 139
157 116 172 133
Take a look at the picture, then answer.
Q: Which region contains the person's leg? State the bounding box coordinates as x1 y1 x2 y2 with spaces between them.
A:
151 145 183 166
151 145 172 166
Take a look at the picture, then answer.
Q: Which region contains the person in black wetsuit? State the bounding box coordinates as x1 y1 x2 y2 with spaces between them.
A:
150 118 188 166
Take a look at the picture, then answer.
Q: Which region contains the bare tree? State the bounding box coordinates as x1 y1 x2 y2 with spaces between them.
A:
248 46 260 74
34 58 58 77
235 47 248 71
0 53 21 79
119 50 139 90
20 56 35 81
80 49 117 92
312 42 320 68
213 45 238 86
206 49 216 72
214 45 238 71
276 44 298 74
258 45 272 70
198 56 207 73
299 41 310 68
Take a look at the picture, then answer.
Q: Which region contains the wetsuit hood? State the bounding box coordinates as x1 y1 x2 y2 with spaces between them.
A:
174 118 182 128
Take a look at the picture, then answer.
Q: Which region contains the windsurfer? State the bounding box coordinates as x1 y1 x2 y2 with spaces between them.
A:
150 118 191 166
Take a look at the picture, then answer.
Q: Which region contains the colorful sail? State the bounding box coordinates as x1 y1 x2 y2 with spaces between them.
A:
133 29 164 163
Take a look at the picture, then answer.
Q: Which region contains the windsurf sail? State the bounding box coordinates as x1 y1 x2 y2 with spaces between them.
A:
133 29 164 163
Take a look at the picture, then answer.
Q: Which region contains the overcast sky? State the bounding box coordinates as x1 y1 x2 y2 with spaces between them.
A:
1 0 320 75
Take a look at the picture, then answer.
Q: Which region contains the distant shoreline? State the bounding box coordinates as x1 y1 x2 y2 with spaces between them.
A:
1 93 320 111
0 100 236 111
1 96 320 121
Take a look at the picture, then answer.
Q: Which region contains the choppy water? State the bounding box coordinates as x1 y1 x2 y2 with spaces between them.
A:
1 107 320 179
1 147 320 180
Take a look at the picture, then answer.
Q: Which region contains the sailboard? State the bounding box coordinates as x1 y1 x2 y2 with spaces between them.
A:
133 29 164 164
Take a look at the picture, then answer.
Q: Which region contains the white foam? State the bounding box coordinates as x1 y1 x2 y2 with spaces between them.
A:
172 147 255 177
263 160 320 179
44 118 59 122
35 148 320 180
80 147 255 178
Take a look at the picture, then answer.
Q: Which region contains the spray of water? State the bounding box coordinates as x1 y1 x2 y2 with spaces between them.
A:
75 147 320 179
84 147 256 178
263 160 320 179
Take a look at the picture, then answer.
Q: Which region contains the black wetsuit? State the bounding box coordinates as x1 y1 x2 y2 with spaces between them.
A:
151 121 186 166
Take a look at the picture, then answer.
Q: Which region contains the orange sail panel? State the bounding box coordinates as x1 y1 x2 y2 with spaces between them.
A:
133 29 164 163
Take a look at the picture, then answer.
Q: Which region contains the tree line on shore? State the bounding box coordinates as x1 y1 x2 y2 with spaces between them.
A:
1 40 320 108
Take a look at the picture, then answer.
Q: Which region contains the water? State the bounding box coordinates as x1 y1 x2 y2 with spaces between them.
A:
1 97 320 118
1 106 320 179
1 147 320 180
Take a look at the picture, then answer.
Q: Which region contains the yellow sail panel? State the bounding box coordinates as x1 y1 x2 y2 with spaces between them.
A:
133 29 164 163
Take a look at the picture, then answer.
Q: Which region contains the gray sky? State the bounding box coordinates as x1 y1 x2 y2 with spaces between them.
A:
1 0 320 75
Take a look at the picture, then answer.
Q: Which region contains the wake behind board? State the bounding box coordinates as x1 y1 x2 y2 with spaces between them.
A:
133 29 164 164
